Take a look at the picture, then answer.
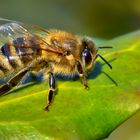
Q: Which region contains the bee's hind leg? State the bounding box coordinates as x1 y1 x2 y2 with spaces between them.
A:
0 68 29 96
17 71 36 85
44 72 56 111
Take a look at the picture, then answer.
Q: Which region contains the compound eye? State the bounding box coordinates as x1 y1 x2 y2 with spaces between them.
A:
82 48 92 66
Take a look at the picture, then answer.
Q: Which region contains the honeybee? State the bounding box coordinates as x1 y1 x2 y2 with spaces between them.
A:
0 18 112 111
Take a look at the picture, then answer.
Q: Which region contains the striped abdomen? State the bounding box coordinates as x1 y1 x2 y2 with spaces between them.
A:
0 36 41 77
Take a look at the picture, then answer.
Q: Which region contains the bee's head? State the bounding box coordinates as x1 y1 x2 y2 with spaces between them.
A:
81 39 112 72
81 39 97 72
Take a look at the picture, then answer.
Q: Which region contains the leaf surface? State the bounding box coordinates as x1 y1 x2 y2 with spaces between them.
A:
0 31 140 140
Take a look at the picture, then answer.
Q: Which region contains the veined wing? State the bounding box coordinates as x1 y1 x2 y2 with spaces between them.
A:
0 20 29 44
0 18 63 54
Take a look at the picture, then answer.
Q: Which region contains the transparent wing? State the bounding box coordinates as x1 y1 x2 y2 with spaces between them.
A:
0 18 50 44
0 23 28 45
0 18 63 54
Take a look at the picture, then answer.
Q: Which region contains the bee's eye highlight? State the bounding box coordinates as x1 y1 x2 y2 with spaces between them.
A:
82 48 92 66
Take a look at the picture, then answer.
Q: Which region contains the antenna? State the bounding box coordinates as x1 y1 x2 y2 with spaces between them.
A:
96 46 113 69
96 54 112 69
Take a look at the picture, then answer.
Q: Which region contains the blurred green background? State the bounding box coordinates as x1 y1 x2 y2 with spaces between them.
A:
0 0 140 38
0 0 140 139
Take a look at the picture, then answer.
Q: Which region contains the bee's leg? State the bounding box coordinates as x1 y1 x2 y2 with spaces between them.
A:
0 68 29 96
17 71 36 85
76 61 89 89
44 72 56 111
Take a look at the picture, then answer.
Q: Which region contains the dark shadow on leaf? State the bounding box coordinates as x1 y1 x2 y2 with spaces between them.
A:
88 61 102 79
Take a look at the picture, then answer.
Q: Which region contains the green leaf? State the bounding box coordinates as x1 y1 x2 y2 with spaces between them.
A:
0 30 140 140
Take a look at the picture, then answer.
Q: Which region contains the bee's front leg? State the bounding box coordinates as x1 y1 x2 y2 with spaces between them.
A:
44 72 56 111
76 61 89 89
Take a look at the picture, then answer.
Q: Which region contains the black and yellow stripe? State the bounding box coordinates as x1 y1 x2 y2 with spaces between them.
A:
0 50 13 76
0 36 42 77
1 43 20 68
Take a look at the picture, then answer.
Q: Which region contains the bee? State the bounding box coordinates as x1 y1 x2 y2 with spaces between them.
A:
0 18 112 111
